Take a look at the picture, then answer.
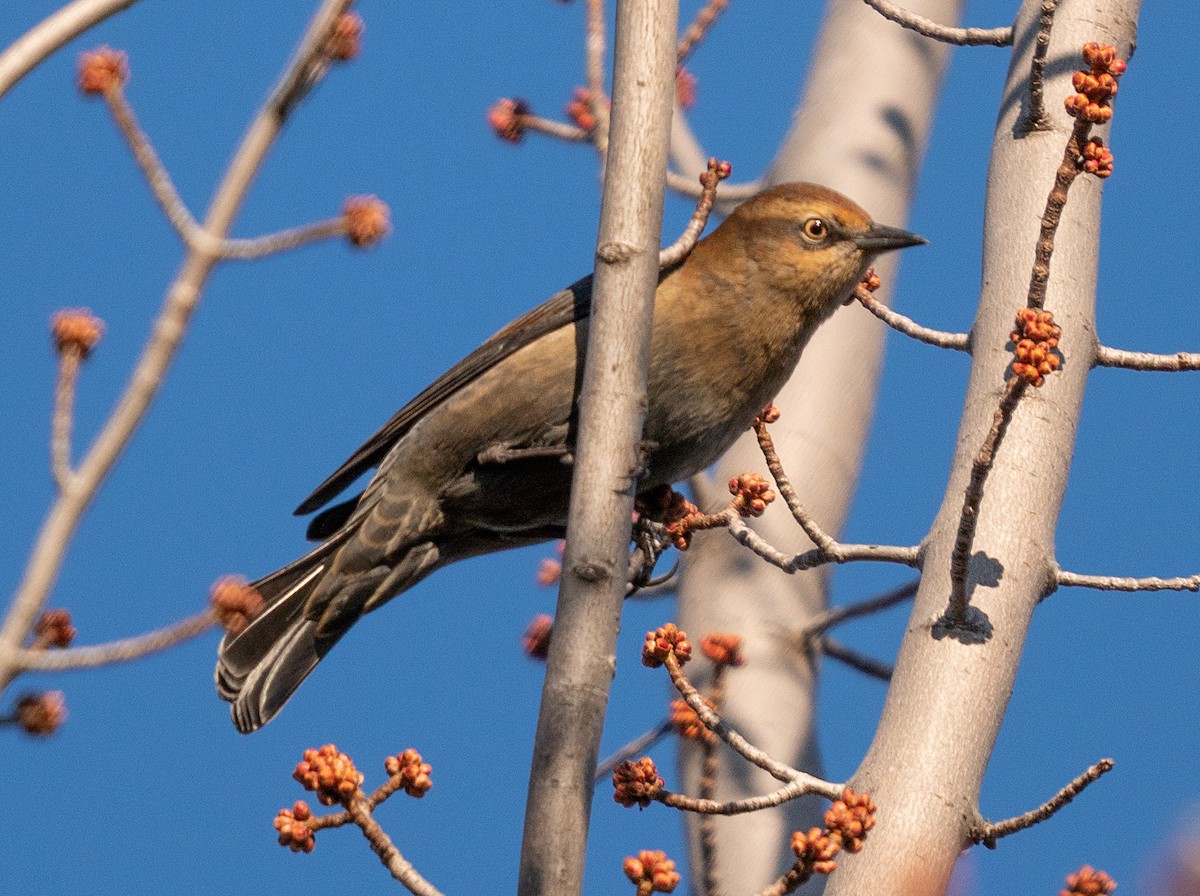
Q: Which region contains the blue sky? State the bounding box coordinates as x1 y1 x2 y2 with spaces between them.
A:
1 2 1196 895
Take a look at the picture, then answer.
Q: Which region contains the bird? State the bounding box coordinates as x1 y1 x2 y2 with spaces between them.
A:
215 182 925 732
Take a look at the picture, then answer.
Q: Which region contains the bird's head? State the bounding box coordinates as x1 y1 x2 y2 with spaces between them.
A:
716 182 925 314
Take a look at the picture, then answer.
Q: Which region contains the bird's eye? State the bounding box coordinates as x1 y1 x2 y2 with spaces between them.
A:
801 217 829 242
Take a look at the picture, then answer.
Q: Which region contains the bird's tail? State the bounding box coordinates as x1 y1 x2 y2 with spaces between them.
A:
215 540 342 734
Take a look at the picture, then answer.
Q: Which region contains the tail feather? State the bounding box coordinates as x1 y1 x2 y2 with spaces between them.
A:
215 542 343 733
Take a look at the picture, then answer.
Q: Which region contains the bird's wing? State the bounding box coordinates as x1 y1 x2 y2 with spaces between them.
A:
293 275 594 516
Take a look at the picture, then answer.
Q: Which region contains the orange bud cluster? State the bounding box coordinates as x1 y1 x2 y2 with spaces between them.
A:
623 850 680 895
210 575 266 636
675 65 697 110
1010 307 1063 387
824 788 877 854
860 267 882 293
564 87 599 131
33 609 76 649
522 613 553 659
1081 137 1114 178
343 195 390 248
790 827 840 875
385 748 433 798
15 691 67 737
729 472 776 517
326 11 363 61
293 744 364 806
274 801 316 853
788 788 876 877
699 631 745 667
669 696 716 743
757 402 781 425
77 46 128 95
1061 865 1117 896
1065 42 1126 124
488 98 530 143
641 623 691 668
51 309 104 359
534 557 562 587
612 757 664 808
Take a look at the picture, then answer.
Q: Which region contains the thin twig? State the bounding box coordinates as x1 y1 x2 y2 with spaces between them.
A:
1054 569 1200 593
584 0 610 159
699 663 726 896
665 653 843 799
219 217 348 260
595 718 673 783
14 609 216 671
819 637 894 681
1027 118 1089 310
1024 0 1058 131
103 86 199 243
948 377 1027 621
970 759 1114 847
0 0 142 100
344 798 446 896
859 0 1012 46
51 350 82 492
853 284 969 351
677 0 730 63
518 113 594 143
665 168 762 202
659 158 729 268
747 416 922 571
802 579 919 638
1093 346 1200 371
659 777 813 816
753 416 838 552
727 516 920 573
0 0 354 691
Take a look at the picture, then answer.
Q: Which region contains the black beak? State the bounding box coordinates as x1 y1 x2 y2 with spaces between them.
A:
853 222 927 253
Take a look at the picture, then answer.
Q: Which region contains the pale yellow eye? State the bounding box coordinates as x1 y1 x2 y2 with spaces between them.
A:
801 217 829 242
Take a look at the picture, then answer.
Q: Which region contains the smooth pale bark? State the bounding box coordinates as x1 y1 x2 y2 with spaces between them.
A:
826 2 1141 894
676 0 958 891
516 2 678 896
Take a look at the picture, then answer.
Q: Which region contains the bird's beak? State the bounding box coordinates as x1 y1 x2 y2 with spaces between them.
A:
853 223 927 253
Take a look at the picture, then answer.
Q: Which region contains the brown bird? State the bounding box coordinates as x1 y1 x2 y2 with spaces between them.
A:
215 182 924 732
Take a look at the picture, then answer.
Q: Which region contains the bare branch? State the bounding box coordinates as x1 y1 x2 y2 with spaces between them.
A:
659 158 730 268
1055 569 1200 593
665 653 843 799
1024 0 1058 131
677 0 730 63
102 85 200 242
14 609 216 671
1027 119 1089 310
0 0 355 690
1093 345 1200 371
970 759 1114 847
660 777 814 815
594 719 673 783
819 637 893 681
0 0 142 100
584 0 610 158
50 350 82 492
342 799 445 896
859 0 1012 46
853 283 969 351
665 168 764 201
948 377 1026 621
218 216 349 260
727 516 921 574
801 579 919 638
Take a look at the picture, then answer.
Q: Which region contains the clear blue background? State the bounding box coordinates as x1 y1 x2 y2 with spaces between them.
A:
0 2 1195 894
